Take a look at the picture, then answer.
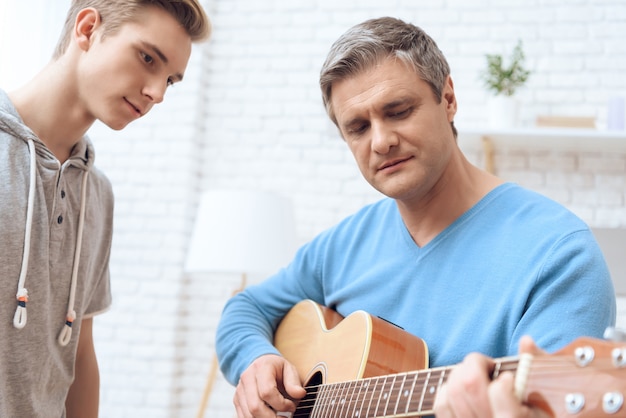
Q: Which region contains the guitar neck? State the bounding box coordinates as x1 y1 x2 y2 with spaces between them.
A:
296 359 519 418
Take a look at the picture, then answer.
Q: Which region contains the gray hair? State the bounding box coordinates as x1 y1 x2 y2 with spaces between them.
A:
320 17 452 130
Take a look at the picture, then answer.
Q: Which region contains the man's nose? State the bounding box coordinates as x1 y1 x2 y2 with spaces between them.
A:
371 122 398 154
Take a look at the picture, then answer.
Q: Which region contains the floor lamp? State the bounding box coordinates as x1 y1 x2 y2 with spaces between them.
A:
184 189 297 418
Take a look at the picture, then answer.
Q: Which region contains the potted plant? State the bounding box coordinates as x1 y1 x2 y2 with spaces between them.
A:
481 40 531 128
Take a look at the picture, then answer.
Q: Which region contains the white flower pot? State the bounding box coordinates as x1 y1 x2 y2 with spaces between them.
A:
487 95 520 129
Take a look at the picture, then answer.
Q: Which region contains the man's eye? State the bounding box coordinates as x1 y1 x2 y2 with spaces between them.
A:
390 108 411 118
348 124 368 135
140 51 154 64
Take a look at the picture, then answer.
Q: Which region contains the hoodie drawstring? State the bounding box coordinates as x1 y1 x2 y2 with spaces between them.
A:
14 138 90 347
58 170 89 346
13 139 37 329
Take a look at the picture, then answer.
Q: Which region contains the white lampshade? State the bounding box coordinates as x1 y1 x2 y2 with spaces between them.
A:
184 189 297 275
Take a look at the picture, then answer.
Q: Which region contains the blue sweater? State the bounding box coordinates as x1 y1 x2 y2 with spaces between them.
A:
216 183 616 385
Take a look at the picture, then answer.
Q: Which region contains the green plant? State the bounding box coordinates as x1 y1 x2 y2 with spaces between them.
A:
481 40 531 97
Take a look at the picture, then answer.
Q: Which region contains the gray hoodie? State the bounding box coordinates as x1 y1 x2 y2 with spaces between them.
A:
0 89 113 417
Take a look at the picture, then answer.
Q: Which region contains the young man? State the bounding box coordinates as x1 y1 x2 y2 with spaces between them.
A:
0 1 210 417
215 17 616 417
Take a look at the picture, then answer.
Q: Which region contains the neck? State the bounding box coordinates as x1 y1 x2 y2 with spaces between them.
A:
9 60 94 163
396 154 503 247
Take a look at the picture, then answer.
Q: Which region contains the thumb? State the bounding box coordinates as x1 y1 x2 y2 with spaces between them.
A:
282 363 306 400
518 335 544 356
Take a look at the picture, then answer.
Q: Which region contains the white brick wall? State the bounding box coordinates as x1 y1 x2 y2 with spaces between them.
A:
2 1 625 417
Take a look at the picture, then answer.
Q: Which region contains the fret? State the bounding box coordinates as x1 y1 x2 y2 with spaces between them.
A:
344 379 359 418
363 377 376 417
416 370 431 412
403 372 418 415
336 381 349 417
338 380 348 418
351 377 369 418
327 382 342 417
373 375 388 417
336 381 348 418
315 381 329 417
409 368 447 413
319 383 343 418
319 382 331 417
426 368 449 411
382 374 397 415
391 373 408 415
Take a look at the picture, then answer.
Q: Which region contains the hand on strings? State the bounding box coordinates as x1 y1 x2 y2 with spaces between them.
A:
233 354 306 418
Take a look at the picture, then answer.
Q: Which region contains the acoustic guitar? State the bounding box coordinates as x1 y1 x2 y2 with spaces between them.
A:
273 299 626 418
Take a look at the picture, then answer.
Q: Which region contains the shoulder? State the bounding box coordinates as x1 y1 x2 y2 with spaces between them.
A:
300 197 397 252
464 183 596 263
88 165 113 194
495 186 607 276
325 197 397 235
86 166 115 216
487 183 588 230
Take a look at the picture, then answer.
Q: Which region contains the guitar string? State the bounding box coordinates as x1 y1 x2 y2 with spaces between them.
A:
291 358 612 416
294 366 481 415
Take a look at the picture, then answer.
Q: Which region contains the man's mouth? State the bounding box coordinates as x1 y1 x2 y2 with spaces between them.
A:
378 157 411 171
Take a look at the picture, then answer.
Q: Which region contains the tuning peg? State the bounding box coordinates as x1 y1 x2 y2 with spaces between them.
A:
604 327 626 342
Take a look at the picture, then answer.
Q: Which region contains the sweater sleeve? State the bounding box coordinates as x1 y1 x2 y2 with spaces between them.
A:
215 236 328 385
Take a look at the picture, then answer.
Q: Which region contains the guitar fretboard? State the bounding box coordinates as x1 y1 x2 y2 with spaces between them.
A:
294 359 519 418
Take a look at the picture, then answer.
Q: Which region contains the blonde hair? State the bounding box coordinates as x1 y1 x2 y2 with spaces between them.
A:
53 0 211 59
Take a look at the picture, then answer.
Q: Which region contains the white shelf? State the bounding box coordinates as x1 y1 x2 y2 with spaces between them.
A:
458 127 626 152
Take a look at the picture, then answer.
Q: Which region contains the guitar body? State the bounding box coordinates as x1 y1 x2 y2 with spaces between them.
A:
274 299 429 385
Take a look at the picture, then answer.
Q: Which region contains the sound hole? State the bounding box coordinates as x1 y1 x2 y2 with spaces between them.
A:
293 371 323 418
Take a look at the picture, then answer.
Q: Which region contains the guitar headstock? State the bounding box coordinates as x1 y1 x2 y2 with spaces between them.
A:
525 337 626 417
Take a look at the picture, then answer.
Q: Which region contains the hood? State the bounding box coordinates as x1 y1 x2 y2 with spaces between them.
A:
0 89 95 172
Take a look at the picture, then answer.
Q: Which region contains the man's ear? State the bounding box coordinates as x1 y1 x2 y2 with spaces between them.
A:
442 76 457 122
74 8 101 51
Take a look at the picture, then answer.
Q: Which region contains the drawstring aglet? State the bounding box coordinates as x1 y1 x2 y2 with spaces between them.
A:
57 310 76 346
13 289 28 329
